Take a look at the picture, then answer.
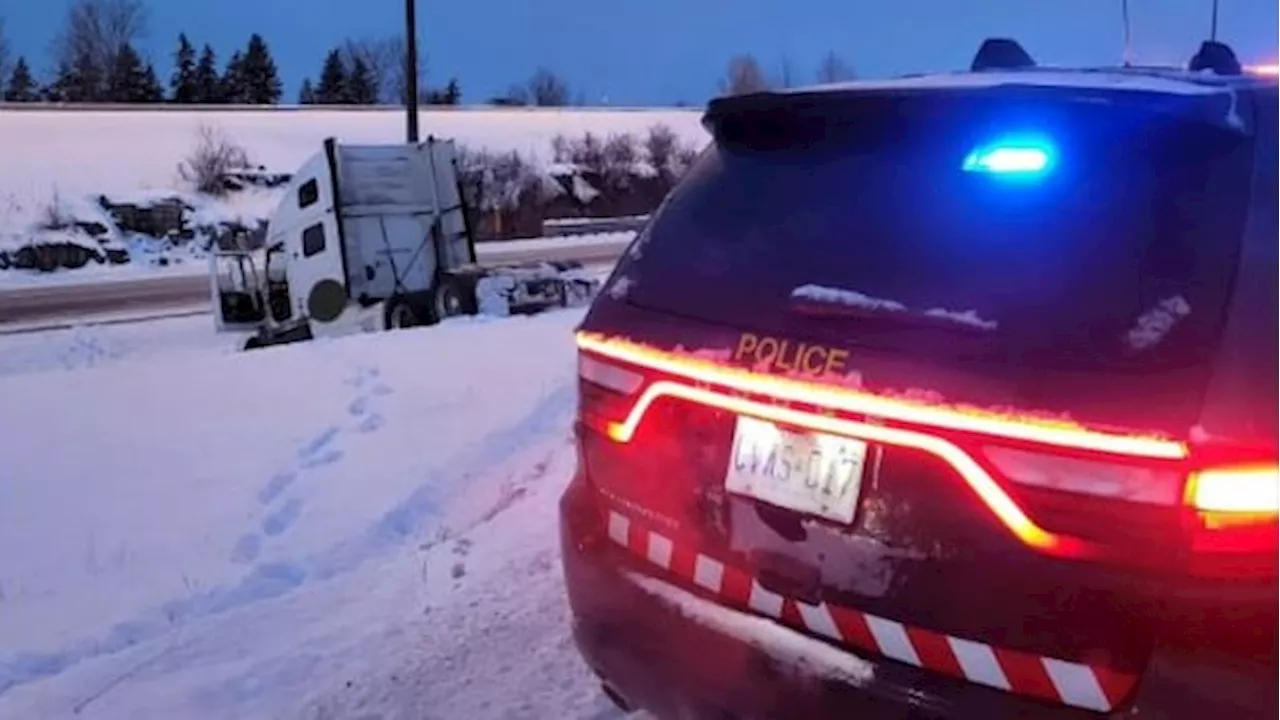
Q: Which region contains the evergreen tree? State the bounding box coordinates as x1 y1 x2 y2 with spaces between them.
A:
315 48 346 104
43 62 73 102
346 55 377 104
48 49 105 102
427 78 461 105
170 33 198 103
221 50 246 103
298 78 317 104
239 34 282 104
442 78 461 105
140 62 164 102
107 42 157 102
193 44 222 103
3 57 38 102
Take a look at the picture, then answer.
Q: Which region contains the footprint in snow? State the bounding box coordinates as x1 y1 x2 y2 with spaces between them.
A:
257 470 297 505
344 366 381 388
231 533 263 564
262 498 303 537
347 396 370 417
355 413 384 434
298 426 341 460
300 448 345 469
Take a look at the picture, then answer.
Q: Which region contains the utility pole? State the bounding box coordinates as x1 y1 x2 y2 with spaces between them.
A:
1121 0 1132 67
405 0 420 143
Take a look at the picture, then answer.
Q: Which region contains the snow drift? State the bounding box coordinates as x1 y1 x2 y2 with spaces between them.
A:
0 310 629 720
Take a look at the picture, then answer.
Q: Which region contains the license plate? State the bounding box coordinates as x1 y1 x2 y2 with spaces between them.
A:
724 416 869 524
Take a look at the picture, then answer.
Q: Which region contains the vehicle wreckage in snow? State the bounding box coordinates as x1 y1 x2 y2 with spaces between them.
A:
211 137 600 350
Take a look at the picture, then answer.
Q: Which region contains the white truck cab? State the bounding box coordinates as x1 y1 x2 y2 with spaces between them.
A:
212 137 595 349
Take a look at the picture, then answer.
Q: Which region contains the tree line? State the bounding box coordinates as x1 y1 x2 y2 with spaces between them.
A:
0 0 854 106
0 0 469 105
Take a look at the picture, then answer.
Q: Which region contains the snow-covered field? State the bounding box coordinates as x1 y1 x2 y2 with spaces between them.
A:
0 306 637 720
0 107 707 233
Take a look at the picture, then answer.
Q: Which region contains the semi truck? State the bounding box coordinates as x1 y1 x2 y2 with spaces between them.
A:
211 137 599 350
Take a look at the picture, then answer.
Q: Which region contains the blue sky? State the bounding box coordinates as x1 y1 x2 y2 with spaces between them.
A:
2 0 1276 104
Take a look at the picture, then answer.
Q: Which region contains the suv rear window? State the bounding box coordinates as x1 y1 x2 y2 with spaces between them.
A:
624 88 1254 375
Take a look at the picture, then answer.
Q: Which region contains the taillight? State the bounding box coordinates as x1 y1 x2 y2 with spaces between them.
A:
575 332 1278 578
981 446 1188 568
1185 464 1279 578
577 353 645 439
1188 465 1280 514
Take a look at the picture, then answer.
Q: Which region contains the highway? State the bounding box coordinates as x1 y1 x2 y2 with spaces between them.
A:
0 233 633 332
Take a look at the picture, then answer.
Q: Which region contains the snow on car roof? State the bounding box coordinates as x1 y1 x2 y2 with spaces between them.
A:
783 68 1244 97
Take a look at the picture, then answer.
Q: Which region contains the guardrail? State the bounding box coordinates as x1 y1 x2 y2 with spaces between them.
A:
0 233 634 327
542 215 648 237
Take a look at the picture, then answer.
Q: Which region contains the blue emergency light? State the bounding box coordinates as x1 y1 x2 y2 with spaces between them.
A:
962 136 1057 178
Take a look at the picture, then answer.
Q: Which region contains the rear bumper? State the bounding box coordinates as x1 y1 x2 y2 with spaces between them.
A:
560 475 1278 720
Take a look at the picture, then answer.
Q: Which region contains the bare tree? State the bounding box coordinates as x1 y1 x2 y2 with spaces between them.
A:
776 55 796 88
527 67 569 106
52 0 149 100
816 51 855 83
178 123 251 195
719 54 770 96
0 16 11 96
343 35 422 103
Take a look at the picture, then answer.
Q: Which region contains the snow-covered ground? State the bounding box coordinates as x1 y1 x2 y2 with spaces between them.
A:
0 107 706 234
0 305 638 720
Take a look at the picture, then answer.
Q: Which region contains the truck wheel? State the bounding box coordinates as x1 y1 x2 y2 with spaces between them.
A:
433 278 473 321
384 297 420 330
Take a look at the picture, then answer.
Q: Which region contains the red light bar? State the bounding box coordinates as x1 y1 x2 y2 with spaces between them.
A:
577 333 1188 461
607 378 1077 554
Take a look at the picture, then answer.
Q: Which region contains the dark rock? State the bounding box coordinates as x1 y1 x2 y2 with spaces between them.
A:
10 242 102 272
103 197 187 240
77 221 110 237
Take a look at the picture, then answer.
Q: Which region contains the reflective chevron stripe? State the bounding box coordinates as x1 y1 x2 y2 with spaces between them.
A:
605 508 1134 713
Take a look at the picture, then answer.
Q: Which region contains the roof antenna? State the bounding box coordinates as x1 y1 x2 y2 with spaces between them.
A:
1210 0 1219 40
1121 0 1134 67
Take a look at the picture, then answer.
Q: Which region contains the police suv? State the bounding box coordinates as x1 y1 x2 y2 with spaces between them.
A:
559 39 1278 719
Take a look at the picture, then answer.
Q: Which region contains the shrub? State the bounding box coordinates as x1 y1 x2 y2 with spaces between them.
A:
644 124 679 175
456 147 545 213
178 124 252 196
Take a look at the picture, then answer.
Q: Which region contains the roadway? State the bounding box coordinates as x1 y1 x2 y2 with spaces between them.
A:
0 232 633 333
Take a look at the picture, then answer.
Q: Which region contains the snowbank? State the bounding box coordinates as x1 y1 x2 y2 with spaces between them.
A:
0 107 705 276
0 107 707 233
0 310 630 719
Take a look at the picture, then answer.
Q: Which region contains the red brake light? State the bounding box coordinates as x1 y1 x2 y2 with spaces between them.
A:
1185 464 1279 578
575 333 1276 577
1188 465 1280 514
576 353 645 439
